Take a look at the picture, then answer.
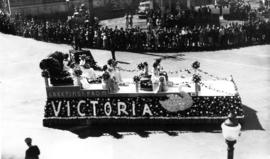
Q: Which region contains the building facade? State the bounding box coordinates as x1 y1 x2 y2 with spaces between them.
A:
9 0 136 17
152 0 214 11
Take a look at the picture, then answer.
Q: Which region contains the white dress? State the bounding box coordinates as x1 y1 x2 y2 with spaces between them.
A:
109 68 122 84
151 69 160 92
82 68 97 81
79 59 86 66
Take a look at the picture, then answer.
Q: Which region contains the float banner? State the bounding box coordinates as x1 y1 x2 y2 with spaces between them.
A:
44 94 244 118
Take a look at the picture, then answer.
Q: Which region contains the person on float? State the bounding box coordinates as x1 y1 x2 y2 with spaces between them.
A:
69 62 83 88
143 62 149 76
151 61 160 92
40 51 73 86
157 76 168 93
79 54 87 66
81 63 97 83
102 71 119 93
48 51 69 70
107 59 123 84
63 53 71 71
137 63 144 77
151 59 162 79
102 65 108 73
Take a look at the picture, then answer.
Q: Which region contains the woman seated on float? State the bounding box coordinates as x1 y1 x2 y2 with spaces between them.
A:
80 63 97 82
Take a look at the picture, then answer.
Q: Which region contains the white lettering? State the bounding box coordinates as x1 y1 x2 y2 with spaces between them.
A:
77 100 86 117
143 104 153 116
132 102 136 116
51 101 62 117
117 102 128 115
90 101 98 116
66 101 70 117
104 102 112 116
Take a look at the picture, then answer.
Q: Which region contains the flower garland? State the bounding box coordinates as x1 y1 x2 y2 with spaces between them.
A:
167 68 192 75
117 66 138 72
197 69 230 81
199 81 234 96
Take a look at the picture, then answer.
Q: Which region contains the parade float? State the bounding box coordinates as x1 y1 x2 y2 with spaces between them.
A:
40 50 244 127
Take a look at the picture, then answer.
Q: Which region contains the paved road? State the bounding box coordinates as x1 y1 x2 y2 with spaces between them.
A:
1 33 270 159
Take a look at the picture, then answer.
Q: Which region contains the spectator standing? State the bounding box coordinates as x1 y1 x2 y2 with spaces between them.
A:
24 137 40 159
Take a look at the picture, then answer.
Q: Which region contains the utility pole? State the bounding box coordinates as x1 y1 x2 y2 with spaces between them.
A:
88 0 94 25
7 0 11 15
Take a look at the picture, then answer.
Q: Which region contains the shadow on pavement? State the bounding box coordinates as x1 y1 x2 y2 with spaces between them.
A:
131 51 186 61
53 123 222 139
241 105 264 131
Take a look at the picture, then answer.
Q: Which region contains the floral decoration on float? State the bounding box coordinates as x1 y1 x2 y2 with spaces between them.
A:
39 53 244 126
159 91 193 112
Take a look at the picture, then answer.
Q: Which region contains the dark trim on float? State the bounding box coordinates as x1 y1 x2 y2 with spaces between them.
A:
43 116 245 127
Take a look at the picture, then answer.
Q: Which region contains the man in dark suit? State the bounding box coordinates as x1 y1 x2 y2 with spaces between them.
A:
25 137 40 159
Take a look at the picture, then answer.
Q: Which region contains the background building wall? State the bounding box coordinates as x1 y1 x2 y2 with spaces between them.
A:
9 0 138 18
153 0 214 10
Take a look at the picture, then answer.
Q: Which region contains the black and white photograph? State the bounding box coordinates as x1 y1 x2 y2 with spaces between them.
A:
1 0 269 158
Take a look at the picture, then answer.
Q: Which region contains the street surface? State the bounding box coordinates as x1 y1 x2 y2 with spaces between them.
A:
0 32 270 159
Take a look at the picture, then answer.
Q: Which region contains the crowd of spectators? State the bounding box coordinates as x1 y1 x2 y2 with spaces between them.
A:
146 6 219 29
223 0 251 20
0 11 16 34
90 21 270 52
1 6 270 53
